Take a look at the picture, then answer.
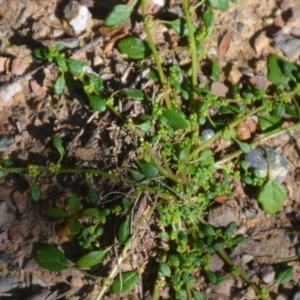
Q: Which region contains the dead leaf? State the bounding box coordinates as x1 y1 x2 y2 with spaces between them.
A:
218 32 231 56
214 195 227 204
103 31 128 54
98 26 122 37
30 80 46 97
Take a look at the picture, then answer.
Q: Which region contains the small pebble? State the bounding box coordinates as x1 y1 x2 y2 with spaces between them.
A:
295 244 300 255
245 145 289 182
260 266 275 283
293 291 300 300
276 294 289 300
201 129 214 141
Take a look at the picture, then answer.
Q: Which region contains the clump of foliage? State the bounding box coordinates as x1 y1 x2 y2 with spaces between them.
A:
1 0 299 299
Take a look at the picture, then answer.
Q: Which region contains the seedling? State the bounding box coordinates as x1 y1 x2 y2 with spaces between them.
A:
1 0 300 299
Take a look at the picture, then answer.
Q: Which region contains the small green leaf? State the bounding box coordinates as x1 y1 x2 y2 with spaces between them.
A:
88 75 103 92
88 186 99 204
34 48 48 60
267 54 290 88
257 179 287 214
56 56 67 68
35 245 69 272
46 208 69 218
158 262 171 277
76 248 111 268
282 60 297 81
89 95 106 112
30 183 41 202
203 224 216 236
233 235 248 244
207 270 217 284
208 0 229 11
225 222 237 238
54 43 65 52
105 4 133 27
118 37 151 60
235 140 251 153
273 103 285 119
81 208 99 217
0 169 4 178
67 59 84 74
276 267 293 285
137 161 159 178
203 8 215 29
129 169 146 181
118 217 131 244
179 146 190 160
54 74 66 95
111 271 139 294
136 122 151 132
192 290 205 300
211 59 220 82
121 197 130 210
259 114 282 132
167 18 197 37
69 219 81 236
162 109 189 130
122 89 144 100
52 136 65 160
68 195 80 214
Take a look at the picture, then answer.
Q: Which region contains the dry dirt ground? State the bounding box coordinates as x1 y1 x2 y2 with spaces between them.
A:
0 0 300 299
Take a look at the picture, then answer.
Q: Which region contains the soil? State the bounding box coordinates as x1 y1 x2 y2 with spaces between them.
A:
0 0 300 299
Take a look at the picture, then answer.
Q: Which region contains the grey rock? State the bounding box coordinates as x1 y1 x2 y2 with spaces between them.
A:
0 201 7 228
245 145 289 182
0 252 14 265
201 129 214 141
260 265 275 283
207 205 237 227
0 277 17 292
274 33 300 59
293 291 300 300
209 253 224 272
0 135 14 151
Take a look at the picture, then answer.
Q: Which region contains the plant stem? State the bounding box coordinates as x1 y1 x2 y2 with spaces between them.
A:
216 121 300 165
186 104 268 163
152 250 168 300
146 145 183 184
95 201 152 300
217 249 262 296
2 166 175 201
182 0 198 108
141 0 171 109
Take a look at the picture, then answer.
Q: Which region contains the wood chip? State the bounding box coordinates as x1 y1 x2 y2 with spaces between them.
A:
218 32 231 56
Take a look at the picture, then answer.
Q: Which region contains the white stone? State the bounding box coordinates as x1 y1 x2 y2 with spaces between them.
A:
0 82 22 102
261 266 275 283
64 1 91 35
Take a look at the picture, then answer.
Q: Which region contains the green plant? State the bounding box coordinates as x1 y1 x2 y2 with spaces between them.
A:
1 0 300 299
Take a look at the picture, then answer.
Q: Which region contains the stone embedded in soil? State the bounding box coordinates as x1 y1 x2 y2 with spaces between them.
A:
63 1 91 35
201 129 214 141
210 276 234 296
261 265 275 283
0 135 14 151
274 33 300 59
207 205 238 228
209 253 225 272
254 31 270 54
245 145 289 182
210 82 228 97
248 75 270 90
276 294 289 300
